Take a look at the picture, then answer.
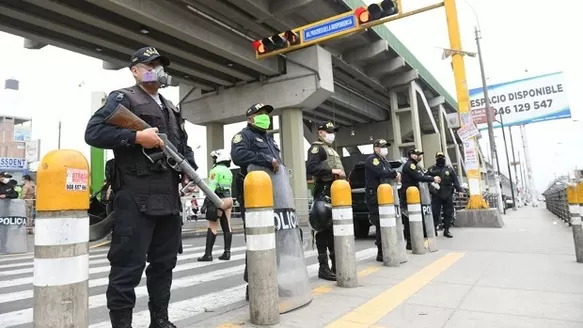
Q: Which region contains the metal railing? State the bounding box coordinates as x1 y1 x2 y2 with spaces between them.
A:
542 178 569 224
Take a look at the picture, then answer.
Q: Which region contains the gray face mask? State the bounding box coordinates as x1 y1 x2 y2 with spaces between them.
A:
141 66 172 88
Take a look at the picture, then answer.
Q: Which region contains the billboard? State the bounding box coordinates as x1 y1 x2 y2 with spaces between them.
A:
469 72 570 129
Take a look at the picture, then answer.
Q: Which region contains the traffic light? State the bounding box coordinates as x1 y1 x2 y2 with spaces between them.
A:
252 30 300 56
355 0 399 24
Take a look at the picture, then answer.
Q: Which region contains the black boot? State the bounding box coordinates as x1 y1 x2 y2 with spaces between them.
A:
245 285 249 301
376 242 383 262
444 228 453 238
406 240 412 250
329 252 336 274
148 302 176 328
109 309 133 328
197 229 216 262
218 215 231 260
318 254 336 281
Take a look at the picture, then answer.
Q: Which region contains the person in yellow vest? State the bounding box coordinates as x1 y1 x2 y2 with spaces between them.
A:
21 175 36 234
306 121 345 281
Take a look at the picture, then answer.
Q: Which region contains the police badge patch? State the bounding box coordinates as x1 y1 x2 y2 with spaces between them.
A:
232 134 242 144
372 158 380 166
310 146 319 154
410 163 416 170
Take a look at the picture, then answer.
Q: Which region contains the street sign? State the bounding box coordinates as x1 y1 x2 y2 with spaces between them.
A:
302 15 357 43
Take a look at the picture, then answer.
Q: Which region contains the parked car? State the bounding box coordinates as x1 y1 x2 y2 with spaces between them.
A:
348 159 404 238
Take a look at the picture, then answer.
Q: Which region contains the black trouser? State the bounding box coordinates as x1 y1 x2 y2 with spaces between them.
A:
106 189 182 311
365 190 381 249
432 195 455 230
313 182 334 258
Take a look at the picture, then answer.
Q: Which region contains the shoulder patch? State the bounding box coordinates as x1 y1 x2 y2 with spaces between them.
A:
310 146 319 154
410 163 416 170
372 158 380 166
232 134 242 144
445 170 450 175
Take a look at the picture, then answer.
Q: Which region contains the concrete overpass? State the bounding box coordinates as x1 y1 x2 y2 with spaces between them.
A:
0 0 474 211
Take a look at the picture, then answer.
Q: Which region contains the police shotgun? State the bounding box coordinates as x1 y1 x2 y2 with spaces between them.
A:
103 104 225 209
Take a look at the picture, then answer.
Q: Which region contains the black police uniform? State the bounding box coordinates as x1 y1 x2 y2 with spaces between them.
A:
230 103 280 300
306 121 343 281
84 46 195 328
400 149 434 249
364 139 398 261
427 152 462 238
0 173 19 253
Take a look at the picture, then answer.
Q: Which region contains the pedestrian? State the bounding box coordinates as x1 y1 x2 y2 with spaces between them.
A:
197 149 234 262
21 175 36 234
84 46 197 328
427 151 462 238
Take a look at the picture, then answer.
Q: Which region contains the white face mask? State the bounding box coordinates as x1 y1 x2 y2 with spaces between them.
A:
324 133 335 144
2 178 9 184
379 148 388 156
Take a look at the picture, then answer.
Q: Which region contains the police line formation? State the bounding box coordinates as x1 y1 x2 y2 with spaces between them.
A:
8 47 464 328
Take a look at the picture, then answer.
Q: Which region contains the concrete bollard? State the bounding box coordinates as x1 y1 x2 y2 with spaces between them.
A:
570 184 583 263
377 184 399 267
33 150 90 328
244 171 279 325
406 187 426 255
392 182 407 263
331 180 358 288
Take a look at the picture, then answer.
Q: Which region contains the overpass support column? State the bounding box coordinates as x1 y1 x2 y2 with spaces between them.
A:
206 123 224 173
279 109 309 220
438 105 448 153
389 84 422 164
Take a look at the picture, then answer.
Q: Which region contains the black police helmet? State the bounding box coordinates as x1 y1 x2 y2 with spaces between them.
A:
308 199 333 232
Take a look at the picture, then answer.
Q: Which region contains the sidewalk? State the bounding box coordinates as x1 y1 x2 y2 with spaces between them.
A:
192 206 583 328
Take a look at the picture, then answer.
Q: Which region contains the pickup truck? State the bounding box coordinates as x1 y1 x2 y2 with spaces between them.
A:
348 159 404 238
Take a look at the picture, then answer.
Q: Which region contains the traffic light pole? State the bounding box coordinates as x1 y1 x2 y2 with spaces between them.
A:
474 26 504 214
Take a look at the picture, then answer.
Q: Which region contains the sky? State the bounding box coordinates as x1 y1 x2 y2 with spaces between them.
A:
0 0 581 194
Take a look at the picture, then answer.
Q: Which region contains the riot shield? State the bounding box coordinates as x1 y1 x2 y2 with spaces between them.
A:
391 182 407 263
247 164 312 313
0 199 28 254
419 183 438 252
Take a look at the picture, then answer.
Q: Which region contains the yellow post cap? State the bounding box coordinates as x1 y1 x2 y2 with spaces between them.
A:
243 171 273 208
37 149 90 212
377 184 394 205
406 186 421 204
567 184 578 204
578 181 583 205
331 180 352 207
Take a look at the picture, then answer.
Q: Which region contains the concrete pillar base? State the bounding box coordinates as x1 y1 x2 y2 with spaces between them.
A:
455 209 505 228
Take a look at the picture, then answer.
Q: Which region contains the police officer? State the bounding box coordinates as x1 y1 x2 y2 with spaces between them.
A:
400 149 440 250
364 139 400 262
197 149 234 261
427 151 462 238
306 121 345 281
230 102 281 300
85 46 197 328
0 173 18 199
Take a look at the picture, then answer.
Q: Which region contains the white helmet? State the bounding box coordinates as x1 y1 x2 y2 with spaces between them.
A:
210 149 231 163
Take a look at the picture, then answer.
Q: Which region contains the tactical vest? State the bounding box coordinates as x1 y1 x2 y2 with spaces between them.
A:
313 141 344 182
112 85 185 216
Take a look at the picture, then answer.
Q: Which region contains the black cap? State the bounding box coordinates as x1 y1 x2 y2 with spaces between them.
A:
436 151 446 158
0 172 12 178
408 148 424 156
130 46 170 68
373 139 390 148
317 121 339 133
245 103 274 117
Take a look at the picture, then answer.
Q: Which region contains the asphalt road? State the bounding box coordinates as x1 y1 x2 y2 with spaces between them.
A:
0 229 379 327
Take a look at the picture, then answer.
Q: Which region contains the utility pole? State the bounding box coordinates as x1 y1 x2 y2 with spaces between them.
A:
57 120 62 150
474 26 504 213
499 115 517 210
508 126 520 207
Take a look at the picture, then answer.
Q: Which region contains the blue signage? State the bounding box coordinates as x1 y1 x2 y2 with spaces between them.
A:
303 15 357 43
0 157 27 170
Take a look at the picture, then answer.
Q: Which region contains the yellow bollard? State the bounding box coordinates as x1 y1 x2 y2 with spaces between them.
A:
33 150 90 328
243 171 279 325
406 186 425 255
570 183 583 262
377 184 399 267
331 180 357 288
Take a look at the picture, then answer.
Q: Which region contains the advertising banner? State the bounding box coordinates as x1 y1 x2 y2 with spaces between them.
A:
469 72 570 129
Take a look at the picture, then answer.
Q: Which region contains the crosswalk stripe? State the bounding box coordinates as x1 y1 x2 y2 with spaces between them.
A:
0 246 248 289
0 245 208 275
0 246 376 327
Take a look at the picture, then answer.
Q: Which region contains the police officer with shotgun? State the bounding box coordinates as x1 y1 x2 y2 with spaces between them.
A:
364 139 400 261
306 121 345 281
230 102 281 300
85 46 198 328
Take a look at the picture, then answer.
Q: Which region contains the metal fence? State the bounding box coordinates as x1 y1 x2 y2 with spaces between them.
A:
454 191 500 210
542 179 569 224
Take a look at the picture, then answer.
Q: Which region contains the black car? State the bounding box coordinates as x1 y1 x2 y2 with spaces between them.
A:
348 159 404 238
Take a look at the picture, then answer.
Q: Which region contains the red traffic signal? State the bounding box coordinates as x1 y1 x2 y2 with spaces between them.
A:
252 30 301 56
356 1 398 24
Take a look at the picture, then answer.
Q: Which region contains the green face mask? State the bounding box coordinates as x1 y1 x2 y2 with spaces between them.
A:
253 114 270 130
